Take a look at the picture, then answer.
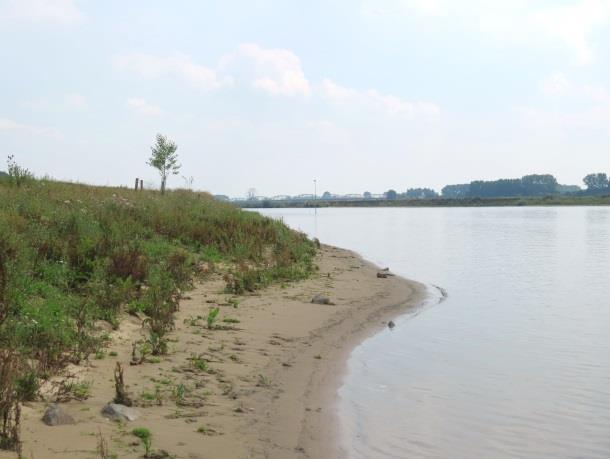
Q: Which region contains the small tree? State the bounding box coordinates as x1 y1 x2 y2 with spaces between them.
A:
147 134 180 194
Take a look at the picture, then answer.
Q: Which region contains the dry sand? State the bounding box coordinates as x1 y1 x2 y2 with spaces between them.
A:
7 245 425 459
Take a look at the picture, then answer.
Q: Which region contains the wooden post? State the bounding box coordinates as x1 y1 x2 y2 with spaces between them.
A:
139 180 143 191
134 178 139 191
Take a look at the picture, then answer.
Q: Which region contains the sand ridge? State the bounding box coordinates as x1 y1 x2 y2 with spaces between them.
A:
8 245 425 459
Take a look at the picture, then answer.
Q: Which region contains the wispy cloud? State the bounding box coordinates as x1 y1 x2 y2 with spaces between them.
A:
115 54 223 91
2 0 82 23
126 98 163 117
540 72 609 102
362 0 610 65
65 93 87 110
0 117 63 139
321 79 440 119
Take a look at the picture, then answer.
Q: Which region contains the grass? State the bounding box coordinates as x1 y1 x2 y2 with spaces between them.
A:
0 176 316 452
132 427 152 457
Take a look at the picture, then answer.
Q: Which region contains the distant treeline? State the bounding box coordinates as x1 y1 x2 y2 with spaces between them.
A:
442 174 562 198
318 173 607 203
441 173 608 198
235 171 610 208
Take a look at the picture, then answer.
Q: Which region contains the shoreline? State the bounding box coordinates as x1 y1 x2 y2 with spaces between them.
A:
11 244 426 459
281 247 427 458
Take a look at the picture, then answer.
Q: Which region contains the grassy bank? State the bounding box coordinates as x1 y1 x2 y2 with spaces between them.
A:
0 178 315 453
238 194 610 208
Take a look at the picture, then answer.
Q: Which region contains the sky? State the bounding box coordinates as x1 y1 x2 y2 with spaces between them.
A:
1 0 610 197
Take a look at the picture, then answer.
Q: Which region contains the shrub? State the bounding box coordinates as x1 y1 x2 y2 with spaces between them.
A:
142 267 178 355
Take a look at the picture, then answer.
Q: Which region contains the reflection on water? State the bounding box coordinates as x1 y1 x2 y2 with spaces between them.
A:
257 207 610 459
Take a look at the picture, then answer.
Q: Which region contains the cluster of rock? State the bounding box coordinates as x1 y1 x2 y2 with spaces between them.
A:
42 402 140 427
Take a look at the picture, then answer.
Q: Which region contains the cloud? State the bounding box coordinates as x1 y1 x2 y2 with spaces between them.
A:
219 43 310 96
2 0 82 23
540 72 609 102
19 99 50 110
540 72 570 95
528 0 610 65
362 0 610 65
126 98 163 116
115 54 223 91
117 44 311 97
321 79 440 119
65 93 87 109
0 117 63 139
360 0 444 18
400 0 444 15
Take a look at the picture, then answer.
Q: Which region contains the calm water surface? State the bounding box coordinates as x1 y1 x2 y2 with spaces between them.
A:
257 207 610 459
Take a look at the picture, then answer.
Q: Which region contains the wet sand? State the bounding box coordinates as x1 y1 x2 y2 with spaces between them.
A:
9 245 425 459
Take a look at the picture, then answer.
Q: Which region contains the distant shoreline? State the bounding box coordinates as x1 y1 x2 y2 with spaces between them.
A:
236 194 610 209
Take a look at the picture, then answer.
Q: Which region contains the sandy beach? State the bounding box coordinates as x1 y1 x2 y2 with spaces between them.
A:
8 245 425 459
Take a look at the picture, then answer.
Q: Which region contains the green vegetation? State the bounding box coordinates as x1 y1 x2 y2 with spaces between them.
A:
148 133 180 194
0 169 316 452
206 307 220 329
240 171 610 209
132 427 152 457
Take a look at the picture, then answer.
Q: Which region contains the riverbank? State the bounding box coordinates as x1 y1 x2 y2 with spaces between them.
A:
11 245 425 459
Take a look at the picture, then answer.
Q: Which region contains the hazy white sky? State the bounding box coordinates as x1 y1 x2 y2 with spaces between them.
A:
1 0 610 197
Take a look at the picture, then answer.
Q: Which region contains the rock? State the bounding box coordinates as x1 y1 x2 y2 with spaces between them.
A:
42 404 76 426
101 403 140 422
388 320 396 329
377 272 388 278
311 294 333 305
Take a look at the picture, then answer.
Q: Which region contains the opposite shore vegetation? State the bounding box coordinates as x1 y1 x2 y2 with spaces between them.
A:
0 137 317 456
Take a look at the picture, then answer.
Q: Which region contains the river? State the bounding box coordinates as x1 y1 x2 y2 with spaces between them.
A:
257 206 610 459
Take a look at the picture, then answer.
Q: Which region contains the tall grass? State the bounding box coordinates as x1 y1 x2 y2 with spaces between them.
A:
0 177 315 451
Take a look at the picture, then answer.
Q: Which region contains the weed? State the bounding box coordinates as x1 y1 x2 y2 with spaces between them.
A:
14 371 39 402
190 354 208 372
257 374 272 388
66 381 91 401
96 429 111 459
196 425 220 436
173 383 187 404
132 427 152 457
206 307 220 329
